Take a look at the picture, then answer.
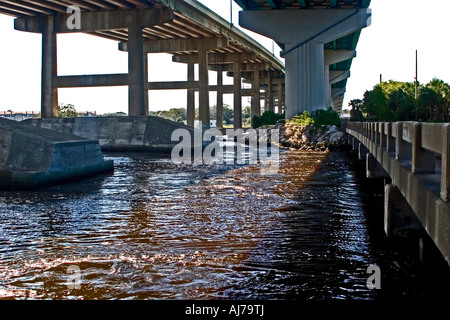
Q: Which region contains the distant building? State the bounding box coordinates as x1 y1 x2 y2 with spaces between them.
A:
0 111 38 121
0 111 97 121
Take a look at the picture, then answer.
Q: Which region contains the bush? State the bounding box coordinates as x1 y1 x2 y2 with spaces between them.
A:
251 111 284 128
290 111 314 126
313 107 341 128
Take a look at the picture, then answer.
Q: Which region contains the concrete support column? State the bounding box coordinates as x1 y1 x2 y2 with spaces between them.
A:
233 62 242 129
384 184 423 239
277 83 284 115
41 15 58 118
187 62 195 127
267 70 274 113
283 41 325 118
412 122 435 174
366 153 389 179
216 67 224 128
128 25 147 116
358 142 368 160
251 67 261 119
324 65 332 108
198 47 210 127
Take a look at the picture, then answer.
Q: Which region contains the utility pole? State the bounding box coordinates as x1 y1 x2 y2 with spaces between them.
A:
415 50 418 99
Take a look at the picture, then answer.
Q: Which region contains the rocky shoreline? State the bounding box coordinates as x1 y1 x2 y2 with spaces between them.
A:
258 120 349 151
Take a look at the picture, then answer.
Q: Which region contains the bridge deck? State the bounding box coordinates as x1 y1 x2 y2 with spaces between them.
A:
0 0 284 72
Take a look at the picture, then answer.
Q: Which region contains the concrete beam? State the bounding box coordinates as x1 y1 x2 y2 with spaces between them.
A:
15 8 174 33
239 9 371 45
329 70 350 85
120 37 229 54
54 74 128 88
172 52 256 64
331 87 346 98
324 50 356 65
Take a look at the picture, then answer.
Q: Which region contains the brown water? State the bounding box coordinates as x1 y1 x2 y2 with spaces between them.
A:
0 149 448 300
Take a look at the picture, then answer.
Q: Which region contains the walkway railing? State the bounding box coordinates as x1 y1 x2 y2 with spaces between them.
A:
346 121 450 265
347 121 450 202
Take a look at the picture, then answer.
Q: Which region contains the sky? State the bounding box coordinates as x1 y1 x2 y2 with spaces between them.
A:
0 0 449 114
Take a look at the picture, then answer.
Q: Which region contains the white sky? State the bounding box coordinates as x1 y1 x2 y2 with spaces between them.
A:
0 0 449 114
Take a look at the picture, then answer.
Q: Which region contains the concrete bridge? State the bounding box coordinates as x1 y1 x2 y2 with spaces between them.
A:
235 0 371 117
346 122 450 266
0 0 285 129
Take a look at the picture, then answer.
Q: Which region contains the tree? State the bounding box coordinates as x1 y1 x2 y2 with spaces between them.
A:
362 85 393 121
349 98 364 121
58 103 77 118
387 89 415 121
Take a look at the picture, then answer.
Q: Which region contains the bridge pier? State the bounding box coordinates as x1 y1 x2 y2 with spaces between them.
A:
367 153 389 179
187 63 195 127
384 184 424 239
251 65 262 119
239 9 371 118
41 15 58 118
128 25 148 117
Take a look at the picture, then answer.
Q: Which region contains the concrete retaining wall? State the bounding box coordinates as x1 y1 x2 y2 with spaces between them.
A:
24 116 195 152
0 118 113 189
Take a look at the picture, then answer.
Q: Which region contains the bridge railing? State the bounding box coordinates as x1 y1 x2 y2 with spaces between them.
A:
346 121 450 202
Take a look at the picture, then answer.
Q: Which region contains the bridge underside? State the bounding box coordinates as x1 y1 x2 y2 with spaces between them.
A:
236 0 371 117
0 0 285 128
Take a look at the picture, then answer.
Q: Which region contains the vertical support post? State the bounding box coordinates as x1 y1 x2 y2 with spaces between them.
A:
441 124 450 201
41 15 58 118
412 122 435 174
143 52 149 115
251 66 261 119
267 70 274 113
216 67 224 128
233 62 242 129
384 184 423 239
395 122 411 161
386 122 395 153
128 25 146 116
198 46 210 127
277 82 283 115
187 62 195 127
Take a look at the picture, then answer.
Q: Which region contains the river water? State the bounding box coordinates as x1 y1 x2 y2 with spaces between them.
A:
0 148 448 300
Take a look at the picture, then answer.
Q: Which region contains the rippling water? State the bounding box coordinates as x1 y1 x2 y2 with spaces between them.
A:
0 148 448 300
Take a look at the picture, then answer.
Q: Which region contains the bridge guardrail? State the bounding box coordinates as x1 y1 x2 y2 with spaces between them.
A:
346 121 450 202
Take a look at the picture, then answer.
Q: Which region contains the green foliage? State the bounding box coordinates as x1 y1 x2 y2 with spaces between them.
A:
251 111 284 128
150 108 187 123
58 104 77 118
289 108 341 128
349 99 364 121
313 107 341 127
290 111 314 126
353 78 450 122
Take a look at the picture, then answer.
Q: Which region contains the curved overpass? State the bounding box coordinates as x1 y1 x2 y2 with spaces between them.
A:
0 0 284 128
